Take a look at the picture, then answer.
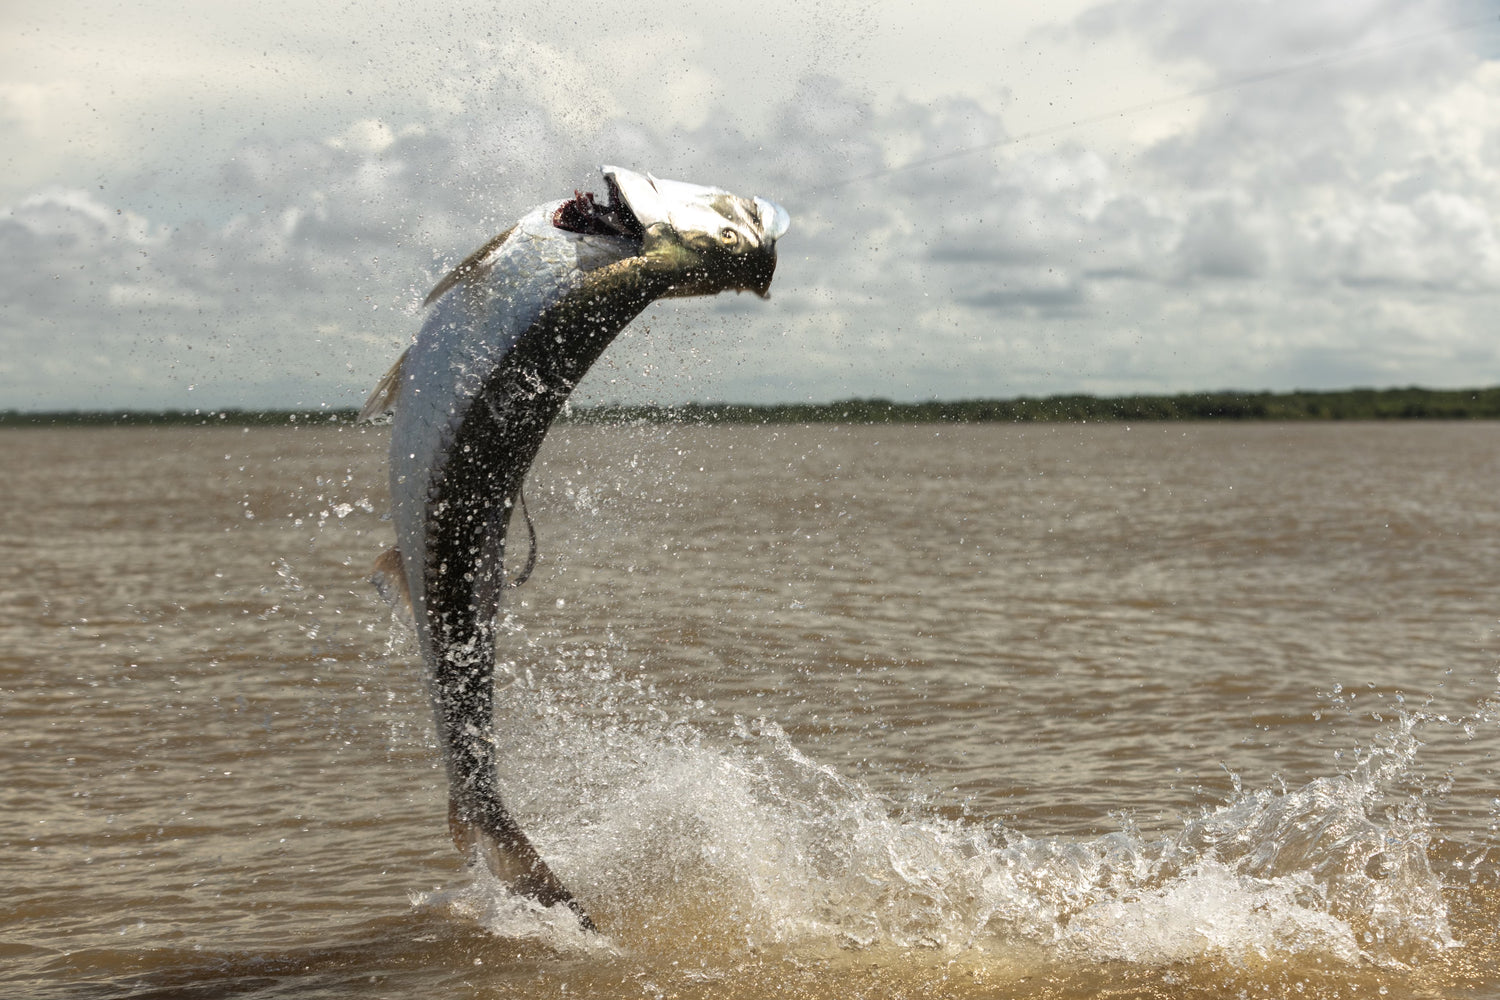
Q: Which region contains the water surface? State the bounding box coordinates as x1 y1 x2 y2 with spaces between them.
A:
2 422 1497 998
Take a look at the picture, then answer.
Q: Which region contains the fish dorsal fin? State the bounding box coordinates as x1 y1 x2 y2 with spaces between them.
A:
359 347 410 422
423 224 517 307
371 546 414 621
364 224 520 422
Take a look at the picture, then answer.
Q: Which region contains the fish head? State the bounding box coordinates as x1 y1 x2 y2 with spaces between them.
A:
603 165 790 298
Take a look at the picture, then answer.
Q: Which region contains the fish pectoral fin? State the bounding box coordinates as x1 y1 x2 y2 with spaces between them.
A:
370 546 414 620
449 799 596 930
359 347 410 422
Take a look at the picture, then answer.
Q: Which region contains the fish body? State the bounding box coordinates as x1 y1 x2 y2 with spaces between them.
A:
362 167 788 927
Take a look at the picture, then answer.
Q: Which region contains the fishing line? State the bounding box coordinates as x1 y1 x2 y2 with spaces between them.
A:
505 486 539 588
800 13 1500 197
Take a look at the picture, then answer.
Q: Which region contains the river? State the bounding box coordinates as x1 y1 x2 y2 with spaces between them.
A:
2 421 1497 998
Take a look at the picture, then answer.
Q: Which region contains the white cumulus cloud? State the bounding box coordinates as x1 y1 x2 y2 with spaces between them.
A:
4 0 1500 410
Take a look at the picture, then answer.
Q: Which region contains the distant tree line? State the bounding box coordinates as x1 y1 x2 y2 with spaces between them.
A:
0 409 350 427
566 386 1500 424
5 386 1500 428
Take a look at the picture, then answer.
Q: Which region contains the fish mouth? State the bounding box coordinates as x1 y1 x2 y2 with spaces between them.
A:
743 197 789 297
739 246 778 298
550 177 646 244
601 165 788 248
752 196 791 243
599 165 788 297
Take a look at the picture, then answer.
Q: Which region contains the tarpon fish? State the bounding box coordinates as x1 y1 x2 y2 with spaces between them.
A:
360 166 789 928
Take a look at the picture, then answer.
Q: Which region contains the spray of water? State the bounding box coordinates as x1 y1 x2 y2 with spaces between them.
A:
409 645 1461 973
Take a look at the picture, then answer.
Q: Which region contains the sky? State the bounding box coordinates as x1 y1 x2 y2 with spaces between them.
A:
4 0 1500 411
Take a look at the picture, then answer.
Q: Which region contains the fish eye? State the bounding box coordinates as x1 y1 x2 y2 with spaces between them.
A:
719 227 739 246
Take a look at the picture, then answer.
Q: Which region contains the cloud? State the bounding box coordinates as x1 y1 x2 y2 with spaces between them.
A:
5 1 1500 410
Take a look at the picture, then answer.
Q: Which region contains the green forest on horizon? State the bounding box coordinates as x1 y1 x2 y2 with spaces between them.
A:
4 385 1500 428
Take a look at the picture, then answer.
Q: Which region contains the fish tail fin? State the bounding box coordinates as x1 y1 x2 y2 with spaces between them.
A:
448 797 596 931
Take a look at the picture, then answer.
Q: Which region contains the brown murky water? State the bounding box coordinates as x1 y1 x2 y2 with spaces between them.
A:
2 421 1498 999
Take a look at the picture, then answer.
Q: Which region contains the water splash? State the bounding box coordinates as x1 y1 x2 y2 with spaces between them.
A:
413 655 1459 972
411 870 617 957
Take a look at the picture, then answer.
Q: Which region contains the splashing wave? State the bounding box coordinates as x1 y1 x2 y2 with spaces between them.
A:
415 664 1456 971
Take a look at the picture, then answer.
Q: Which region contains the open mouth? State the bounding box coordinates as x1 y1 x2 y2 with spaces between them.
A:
551 176 645 242
552 166 786 297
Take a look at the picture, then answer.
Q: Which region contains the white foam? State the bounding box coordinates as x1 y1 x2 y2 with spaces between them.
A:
1059 863 1363 965
419 662 1457 969
411 869 618 957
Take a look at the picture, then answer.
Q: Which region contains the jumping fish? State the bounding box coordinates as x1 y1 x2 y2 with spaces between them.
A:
360 166 789 928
